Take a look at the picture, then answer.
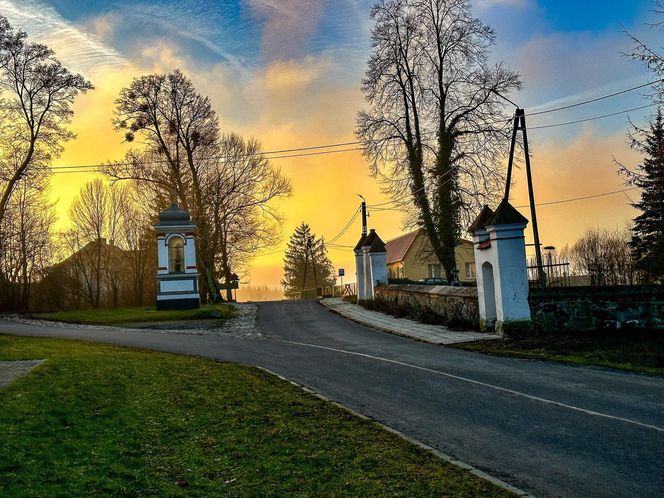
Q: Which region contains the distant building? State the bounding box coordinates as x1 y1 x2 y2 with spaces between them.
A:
385 229 476 283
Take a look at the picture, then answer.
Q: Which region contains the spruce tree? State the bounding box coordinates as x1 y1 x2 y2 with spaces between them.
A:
624 108 664 282
281 223 336 298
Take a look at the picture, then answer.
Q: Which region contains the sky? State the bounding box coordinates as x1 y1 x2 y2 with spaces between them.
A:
2 0 660 291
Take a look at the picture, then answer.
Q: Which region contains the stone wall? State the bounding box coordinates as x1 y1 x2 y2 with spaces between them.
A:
374 284 479 326
376 283 664 332
529 285 664 331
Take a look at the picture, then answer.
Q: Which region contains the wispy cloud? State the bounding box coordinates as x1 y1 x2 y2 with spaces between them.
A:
246 0 326 61
120 2 251 77
0 0 128 74
476 0 531 10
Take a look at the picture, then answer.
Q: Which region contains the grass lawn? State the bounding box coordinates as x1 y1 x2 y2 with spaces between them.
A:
0 336 513 497
452 329 664 376
30 304 234 326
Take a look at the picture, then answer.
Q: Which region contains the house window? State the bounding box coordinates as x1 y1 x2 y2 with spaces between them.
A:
465 262 476 279
168 236 185 273
428 264 442 278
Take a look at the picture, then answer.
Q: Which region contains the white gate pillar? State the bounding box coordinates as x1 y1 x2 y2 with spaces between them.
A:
471 201 531 334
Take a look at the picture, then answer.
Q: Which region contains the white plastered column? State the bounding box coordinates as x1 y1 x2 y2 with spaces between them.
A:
474 222 530 333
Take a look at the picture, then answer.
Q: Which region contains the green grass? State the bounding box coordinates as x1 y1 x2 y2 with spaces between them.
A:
452 329 664 376
31 304 233 325
0 336 513 497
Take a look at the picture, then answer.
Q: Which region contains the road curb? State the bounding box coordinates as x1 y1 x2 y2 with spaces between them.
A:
319 299 497 346
318 300 444 345
255 366 536 498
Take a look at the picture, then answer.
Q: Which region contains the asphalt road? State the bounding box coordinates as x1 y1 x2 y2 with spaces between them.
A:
1 300 663 497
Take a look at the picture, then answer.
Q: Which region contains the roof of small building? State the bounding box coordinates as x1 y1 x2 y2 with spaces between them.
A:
156 203 194 226
363 229 386 253
469 205 495 233
353 233 367 251
488 198 528 226
385 230 420 264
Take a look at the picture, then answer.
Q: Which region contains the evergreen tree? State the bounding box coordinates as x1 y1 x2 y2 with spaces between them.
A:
281 223 335 298
622 108 664 282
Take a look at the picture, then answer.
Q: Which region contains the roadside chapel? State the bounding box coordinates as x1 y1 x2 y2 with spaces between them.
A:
154 203 201 310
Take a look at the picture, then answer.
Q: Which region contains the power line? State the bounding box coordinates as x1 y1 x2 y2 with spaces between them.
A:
326 206 361 244
528 80 661 117
367 164 462 209
515 187 639 208
36 81 664 174
45 147 364 174
529 103 656 130
42 141 364 171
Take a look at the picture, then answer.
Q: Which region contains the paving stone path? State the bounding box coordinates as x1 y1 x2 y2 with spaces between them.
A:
3 303 261 339
320 298 497 345
0 359 44 389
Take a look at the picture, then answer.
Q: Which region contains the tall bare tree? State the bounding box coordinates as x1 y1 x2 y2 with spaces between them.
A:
107 71 291 302
0 179 55 311
110 69 222 301
208 133 291 299
356 0 520 280
0 16 92 227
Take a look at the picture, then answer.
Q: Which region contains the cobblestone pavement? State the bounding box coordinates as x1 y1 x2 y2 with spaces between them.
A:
0 359 44 389
320 298 498 345
3 303 261 339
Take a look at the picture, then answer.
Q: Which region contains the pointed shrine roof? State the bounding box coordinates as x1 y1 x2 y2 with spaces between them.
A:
488 198 528 226
364 229 386 253
354 233 367 251
469 205 495 233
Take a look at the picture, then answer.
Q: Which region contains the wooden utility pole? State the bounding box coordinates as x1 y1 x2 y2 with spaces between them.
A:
301 243 309 299
504 108 546 287
358 194 368 236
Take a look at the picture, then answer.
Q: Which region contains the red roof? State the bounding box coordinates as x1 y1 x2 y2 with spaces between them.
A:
386 230 420 264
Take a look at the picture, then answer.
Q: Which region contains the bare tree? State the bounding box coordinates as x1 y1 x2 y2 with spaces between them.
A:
0 16 92 227
208 134 292 300
109 69 222 301
571 227 639 286
63 179 136 308
0 179 55 311
356 0 520 280
64 179 111 308
116 185 156 305
107 71 291 302
623 0 664 100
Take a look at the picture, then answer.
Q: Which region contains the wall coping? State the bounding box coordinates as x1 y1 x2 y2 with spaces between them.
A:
530 285 664 300
376 284 478 298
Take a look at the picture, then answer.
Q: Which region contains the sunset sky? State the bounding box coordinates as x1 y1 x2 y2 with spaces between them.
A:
2 0 660 289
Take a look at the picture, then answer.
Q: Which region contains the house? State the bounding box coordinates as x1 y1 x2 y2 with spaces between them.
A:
385 229 476 283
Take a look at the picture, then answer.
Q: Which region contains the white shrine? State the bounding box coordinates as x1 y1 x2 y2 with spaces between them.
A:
471 199 531 333
154 203 201 310
354 228 388 300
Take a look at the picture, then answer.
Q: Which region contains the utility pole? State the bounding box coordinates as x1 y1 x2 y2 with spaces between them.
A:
309 237 318 297
301 240 309 299
357 194 367 236
503 108 546 287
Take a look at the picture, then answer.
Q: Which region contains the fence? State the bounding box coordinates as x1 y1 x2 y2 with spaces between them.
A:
287 283 357 300
528 253 571 288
